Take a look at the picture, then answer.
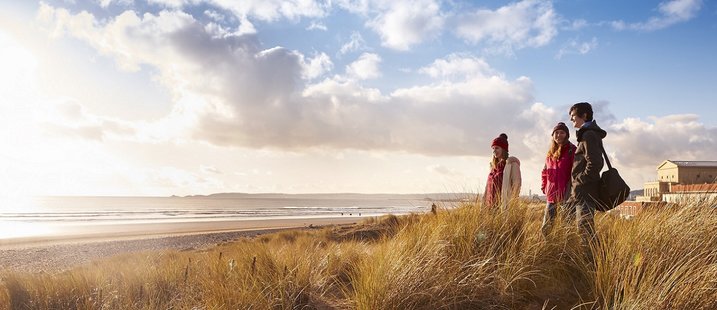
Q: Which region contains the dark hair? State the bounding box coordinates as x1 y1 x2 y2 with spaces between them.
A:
569 102 593 121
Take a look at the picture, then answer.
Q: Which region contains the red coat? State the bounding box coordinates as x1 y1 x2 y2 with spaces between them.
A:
484 157 521 209
541 142 576 203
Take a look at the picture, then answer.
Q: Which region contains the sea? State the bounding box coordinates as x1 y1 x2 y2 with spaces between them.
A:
0 193 470 241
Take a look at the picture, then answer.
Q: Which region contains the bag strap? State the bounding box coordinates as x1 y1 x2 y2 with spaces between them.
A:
600 140 613 170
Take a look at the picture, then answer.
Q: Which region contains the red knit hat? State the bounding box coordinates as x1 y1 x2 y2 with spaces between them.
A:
491 133 509 152
552 122 570 138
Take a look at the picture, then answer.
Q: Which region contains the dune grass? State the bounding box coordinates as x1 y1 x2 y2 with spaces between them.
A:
1 200 716 309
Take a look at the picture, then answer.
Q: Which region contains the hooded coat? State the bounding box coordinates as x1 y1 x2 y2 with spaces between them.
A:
484 156 522 209
542 142 577 203
570 121 607 204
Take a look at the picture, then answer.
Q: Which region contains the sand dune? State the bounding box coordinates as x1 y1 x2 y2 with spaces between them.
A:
0 217 358 273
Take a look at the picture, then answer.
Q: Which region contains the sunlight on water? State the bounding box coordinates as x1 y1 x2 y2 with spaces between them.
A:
0 221 54 239
0 195 52 239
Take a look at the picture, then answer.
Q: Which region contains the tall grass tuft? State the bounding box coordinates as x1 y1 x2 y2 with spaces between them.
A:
1 200 716 309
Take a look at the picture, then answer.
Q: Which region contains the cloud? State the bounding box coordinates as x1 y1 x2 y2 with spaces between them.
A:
607 114 717 167
201 165 222 174
42 100 137 141
601 114 717 189
555 37 598 59
98 0 134 8
300 52 333 79
427 164 463 177
346 52 381 80
611 0 702 31
148 0 184 8
339 31 366 55
210 0 331 22
33 4 572 161
365 0 444 51
204 9 227 23
454 0 558 54
306 20 327 31
565 19 588 31
418 53 496 80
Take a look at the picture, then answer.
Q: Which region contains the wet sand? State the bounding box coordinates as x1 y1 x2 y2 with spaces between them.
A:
0 217 359 273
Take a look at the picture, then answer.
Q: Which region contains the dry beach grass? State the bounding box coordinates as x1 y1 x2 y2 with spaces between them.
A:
1 199 716 309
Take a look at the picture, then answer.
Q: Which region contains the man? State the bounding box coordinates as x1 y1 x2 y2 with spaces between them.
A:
567 102 606 239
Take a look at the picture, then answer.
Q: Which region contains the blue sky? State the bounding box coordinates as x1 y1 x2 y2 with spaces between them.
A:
0 0 715 197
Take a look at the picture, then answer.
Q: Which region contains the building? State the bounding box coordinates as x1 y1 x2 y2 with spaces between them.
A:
636 160 717 202
663 184 717 204
655 160 717 184
639 181 671 202
619 160 717 217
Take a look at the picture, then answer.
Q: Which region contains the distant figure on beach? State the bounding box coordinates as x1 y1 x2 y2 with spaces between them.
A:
430 203 437 215
483 133 521 209
566 102 606 239
540 122 576 235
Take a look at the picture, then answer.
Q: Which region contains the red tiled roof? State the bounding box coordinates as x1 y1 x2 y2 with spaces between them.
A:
670 184 717 193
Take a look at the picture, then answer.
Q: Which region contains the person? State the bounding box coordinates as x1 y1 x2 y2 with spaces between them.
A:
566 102 606 239
483 133 521 209
540 122 576 235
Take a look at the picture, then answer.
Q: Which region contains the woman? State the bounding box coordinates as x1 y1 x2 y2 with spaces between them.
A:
483 133 521 209
540 122 577 235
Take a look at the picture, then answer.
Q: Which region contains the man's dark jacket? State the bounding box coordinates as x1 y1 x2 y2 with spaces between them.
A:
570 121 607 204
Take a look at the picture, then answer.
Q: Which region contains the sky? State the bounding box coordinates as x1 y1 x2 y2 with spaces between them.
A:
0 0 716 197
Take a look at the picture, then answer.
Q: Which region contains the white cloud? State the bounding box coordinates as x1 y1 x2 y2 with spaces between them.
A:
43 100 136 141
601 114 717 189
335 0 371 14
201 165 222 174
98 0 134 8
454 0 558 53
35 3 554 160
611 0 702 31
418 54 496 80
555 37 598 59
306 20 327 31
237 14 257 34
204 10 226 23
339 31 366 55
300 52 333 79
567 19 588 30
32 3 583 163
365 0 444 51
148 0 184 8
346 52 381 80
427 164 463 177
210 0 331 22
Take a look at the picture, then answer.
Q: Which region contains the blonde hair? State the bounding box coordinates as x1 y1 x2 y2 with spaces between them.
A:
546 138 562 160
490 150 509 169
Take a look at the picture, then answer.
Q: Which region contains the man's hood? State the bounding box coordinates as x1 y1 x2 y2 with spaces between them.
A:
576 121 607 141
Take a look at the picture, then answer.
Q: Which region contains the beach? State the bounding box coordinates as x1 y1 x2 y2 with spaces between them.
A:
0 217 359 273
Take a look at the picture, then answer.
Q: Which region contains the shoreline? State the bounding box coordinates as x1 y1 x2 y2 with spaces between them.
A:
0 217 360 273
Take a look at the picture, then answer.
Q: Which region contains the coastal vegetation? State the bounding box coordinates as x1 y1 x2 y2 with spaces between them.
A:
2 200 716 309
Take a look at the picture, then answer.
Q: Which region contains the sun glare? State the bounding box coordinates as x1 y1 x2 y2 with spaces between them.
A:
0 196 51 239
0 221 53 239
0 31 38 91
